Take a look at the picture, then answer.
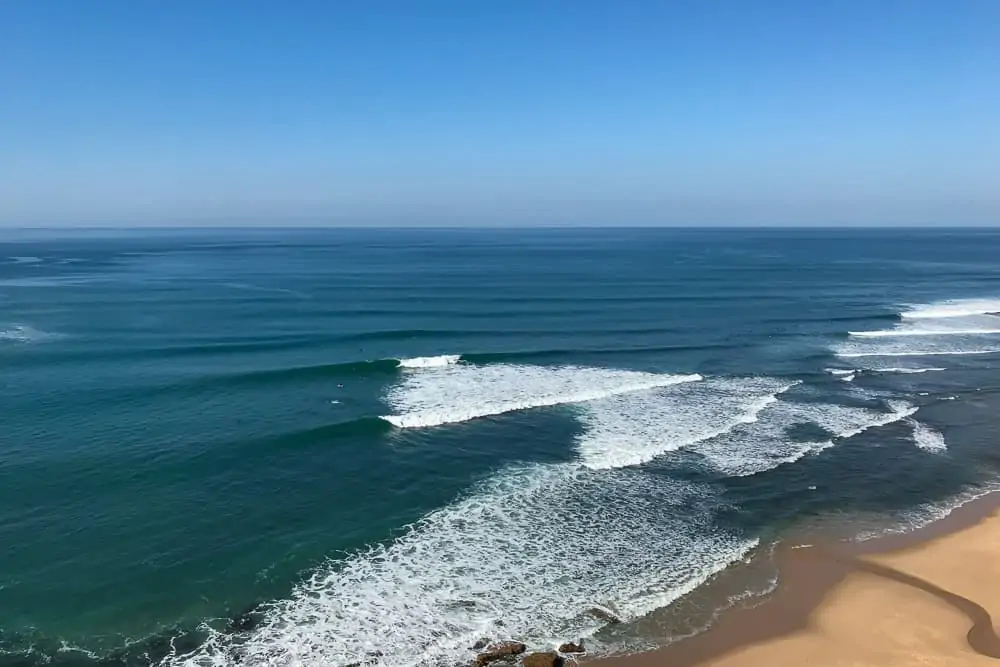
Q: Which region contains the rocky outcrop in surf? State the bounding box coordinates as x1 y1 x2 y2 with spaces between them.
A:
522 651 563 667
475 641 527 666
556 642 584 654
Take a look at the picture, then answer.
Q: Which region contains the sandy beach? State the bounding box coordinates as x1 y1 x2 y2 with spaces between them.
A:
594 496 1000 667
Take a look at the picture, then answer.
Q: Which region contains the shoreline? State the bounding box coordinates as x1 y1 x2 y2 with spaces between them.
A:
590 486 1000 667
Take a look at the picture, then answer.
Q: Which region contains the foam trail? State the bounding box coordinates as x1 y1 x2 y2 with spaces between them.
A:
825 368 855 377
381 364 701 428
396 355 462 369
162 465 755 667
901 298 1000 320
906 418 947 452
576 378 798 470
694 399 917 477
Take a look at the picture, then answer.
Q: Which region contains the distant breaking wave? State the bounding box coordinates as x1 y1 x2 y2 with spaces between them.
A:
834 297 1000 360
848 328 1000 337
837 349 1000 358
877 367 946 374
900 298 1000 320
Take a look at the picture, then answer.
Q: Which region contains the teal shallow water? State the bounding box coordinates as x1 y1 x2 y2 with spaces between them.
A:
1 228 1000 666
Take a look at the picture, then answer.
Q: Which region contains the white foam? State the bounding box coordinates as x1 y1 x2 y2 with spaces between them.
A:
849 328 1000 337
693 399 916 477
825 368 855 376
906 418 947 452
0 324 57 343
163 465 756 667
381 364 702 428
876 367 946 374
901 298 1000 320
396 355 462 369
836 349 1000 358
576 378 797 470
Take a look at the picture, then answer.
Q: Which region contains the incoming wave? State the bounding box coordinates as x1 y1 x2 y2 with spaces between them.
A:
161 465 755 667
380 363 702 428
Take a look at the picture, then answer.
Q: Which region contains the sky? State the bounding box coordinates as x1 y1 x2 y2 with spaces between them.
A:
1 1 999 227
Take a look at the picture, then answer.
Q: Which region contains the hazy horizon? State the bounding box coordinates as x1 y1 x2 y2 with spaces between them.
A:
3 1 999 228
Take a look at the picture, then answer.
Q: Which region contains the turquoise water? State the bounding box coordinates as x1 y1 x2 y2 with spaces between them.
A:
2 227 1000 667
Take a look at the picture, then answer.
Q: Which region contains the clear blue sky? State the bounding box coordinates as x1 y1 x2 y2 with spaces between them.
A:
2 1 998 226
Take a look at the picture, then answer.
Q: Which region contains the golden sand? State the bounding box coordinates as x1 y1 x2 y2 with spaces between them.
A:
597 507 1000 667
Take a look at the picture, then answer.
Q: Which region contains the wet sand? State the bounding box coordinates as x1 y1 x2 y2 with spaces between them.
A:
593 491 1000 667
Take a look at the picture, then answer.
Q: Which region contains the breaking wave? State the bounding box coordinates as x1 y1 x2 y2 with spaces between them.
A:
380 364 701 428
907 418 947 452
835 298 1000 359
396 355 463 369
900 298 1000 320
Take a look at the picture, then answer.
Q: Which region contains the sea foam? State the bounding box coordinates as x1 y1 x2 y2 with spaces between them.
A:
380 363 701 428
576 378 797 470
691 398 917 477
163 465 755 667
906 418 947 452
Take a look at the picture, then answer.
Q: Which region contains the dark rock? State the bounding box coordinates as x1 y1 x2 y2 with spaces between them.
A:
523 652 563 667
587 607 622 624
472 638 491 650
475 641 526 666
557 642 584 654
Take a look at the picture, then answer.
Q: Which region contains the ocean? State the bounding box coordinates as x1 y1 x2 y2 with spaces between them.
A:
2 227 1000 667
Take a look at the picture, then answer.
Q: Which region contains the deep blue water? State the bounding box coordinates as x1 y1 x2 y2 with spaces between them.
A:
2 227 1000 667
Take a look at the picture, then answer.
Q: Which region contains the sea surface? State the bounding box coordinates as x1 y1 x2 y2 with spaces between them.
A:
2 227 1000 667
